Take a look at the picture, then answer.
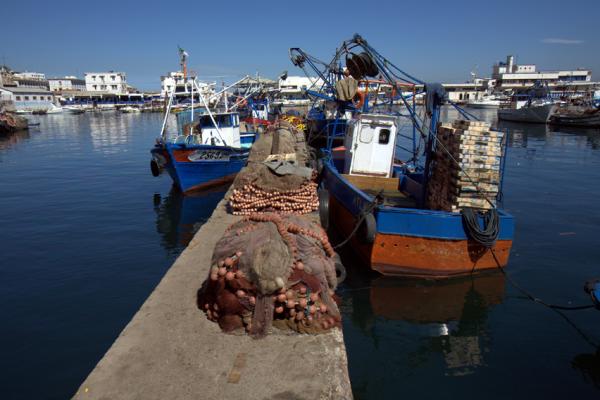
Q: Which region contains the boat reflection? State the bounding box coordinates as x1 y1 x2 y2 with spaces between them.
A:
0 129 31 151
572 350 600 389
344 272 505 376
153 185 228 255
497 119 600 150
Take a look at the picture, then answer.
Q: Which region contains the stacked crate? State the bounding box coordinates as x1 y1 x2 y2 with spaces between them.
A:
427 120 504 212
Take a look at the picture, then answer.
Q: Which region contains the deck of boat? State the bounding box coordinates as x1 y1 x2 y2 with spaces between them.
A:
343 174 417 208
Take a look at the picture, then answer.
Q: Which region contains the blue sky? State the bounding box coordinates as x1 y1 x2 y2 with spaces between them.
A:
2 0 598 90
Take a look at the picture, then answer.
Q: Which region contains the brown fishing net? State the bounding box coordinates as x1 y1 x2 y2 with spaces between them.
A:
197 213 341 336
228 121 318 215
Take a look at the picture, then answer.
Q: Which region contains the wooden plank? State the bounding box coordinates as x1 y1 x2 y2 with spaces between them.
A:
342 174 400 192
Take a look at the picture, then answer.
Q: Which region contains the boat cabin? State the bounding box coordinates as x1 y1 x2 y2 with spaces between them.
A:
173 110 242 148
343 113 398 178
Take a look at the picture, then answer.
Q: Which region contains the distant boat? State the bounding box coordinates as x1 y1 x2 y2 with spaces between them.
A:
46 104 64 114
549 104 600 128
466 94 506 109
497 98 557 124
120 106 141 113
63 106 85 114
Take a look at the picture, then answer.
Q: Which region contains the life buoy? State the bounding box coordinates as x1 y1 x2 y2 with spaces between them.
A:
353 91 366 109
318 188 330 230
236 97 247 108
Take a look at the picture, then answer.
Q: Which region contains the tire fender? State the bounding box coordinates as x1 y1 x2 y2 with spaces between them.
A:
150 159 160 177
318 188 330 230
359 212 376 244
333 252 347 285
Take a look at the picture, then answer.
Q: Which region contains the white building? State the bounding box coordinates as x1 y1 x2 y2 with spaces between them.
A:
48 76 86 92
13 71 46 80
278 76 323 93
0 86 55 111
85 71 127 94
160 71 186 97
492 55 591 89
160 71 214 98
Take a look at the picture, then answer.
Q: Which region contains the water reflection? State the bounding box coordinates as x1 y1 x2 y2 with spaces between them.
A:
153 186 228 255
573 350 600 389
0 129 30 151
344 273 505 377
497 119 600 150
88 113 132 154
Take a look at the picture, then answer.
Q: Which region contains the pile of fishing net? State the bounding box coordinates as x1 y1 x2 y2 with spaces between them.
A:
198 213 341 336
228 121 318 215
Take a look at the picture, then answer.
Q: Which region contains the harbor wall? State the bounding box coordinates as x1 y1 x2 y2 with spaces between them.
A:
73 188 353 399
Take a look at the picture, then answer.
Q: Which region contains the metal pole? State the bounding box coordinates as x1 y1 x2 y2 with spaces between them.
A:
160 91 174 140
190 77 194 130
412 85 417 164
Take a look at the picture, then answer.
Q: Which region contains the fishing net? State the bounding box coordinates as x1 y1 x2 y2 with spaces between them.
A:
228 121 318 215
197 213 341 336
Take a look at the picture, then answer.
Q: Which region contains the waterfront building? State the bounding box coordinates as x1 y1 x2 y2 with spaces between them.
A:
492 55 592 89
13 71 46 80
160 71 213 97
48 76 86 92
0 86 55 111
85 72 127 94
279 76 323 94
160 71 186 97
234 76 277 96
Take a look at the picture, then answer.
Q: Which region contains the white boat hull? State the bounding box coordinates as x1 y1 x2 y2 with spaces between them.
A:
467 102 500 109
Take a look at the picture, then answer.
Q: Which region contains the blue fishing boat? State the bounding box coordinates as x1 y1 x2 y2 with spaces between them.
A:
150 49 258 192
292 35 515 278
151 108 257 192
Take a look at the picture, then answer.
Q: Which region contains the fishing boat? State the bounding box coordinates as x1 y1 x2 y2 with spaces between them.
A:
150 49 258 192
497 84 560 124
497 98 557 123
293 35 514 278
549 103 600 128
151 104 256 193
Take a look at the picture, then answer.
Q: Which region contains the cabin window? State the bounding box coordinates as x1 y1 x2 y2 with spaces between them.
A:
48 96 52 100
378 128 391 144
200 115 216 128
16 96 21 101
24 96 29 100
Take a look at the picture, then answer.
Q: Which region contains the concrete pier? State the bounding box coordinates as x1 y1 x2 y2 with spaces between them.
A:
73 191 353 399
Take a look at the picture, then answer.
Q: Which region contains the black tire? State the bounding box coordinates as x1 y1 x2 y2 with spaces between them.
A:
318 188 330 230
359 213 376 244
333 253 347 285
150 159 160 177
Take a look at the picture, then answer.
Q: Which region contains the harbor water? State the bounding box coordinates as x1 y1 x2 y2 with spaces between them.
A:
1 110 599 399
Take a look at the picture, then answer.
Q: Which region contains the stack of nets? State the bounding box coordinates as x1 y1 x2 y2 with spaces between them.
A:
198 213 341 336
228 121 318 215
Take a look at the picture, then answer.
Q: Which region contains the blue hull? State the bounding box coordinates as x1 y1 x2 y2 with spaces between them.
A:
322 162 515 277
152 144 249 193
